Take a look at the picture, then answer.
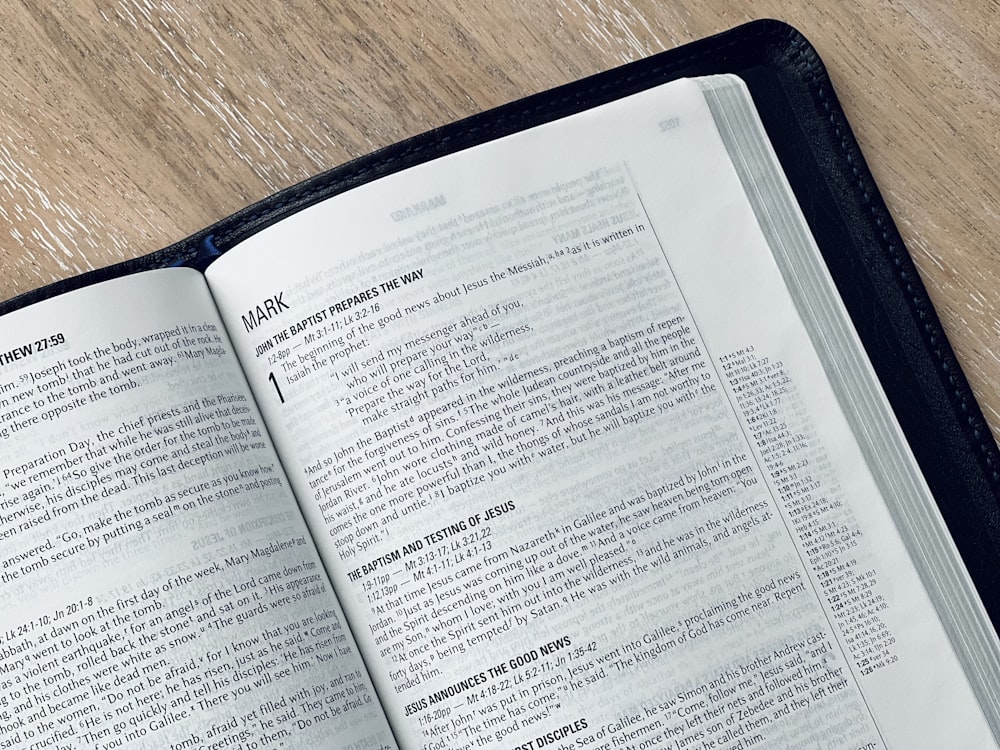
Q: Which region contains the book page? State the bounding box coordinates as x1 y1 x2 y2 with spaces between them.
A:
0 270 394 750
206 79 998 749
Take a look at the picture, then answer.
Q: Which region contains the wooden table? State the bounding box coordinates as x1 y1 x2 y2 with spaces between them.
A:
2 2 999 440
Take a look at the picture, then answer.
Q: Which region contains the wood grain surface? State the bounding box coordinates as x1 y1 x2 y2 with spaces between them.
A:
2 2 999 440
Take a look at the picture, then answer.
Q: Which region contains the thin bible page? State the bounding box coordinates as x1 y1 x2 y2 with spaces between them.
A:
0 269 394 750
206 78 996 749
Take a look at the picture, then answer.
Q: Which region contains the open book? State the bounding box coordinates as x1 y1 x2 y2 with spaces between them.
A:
3 21 1000 750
